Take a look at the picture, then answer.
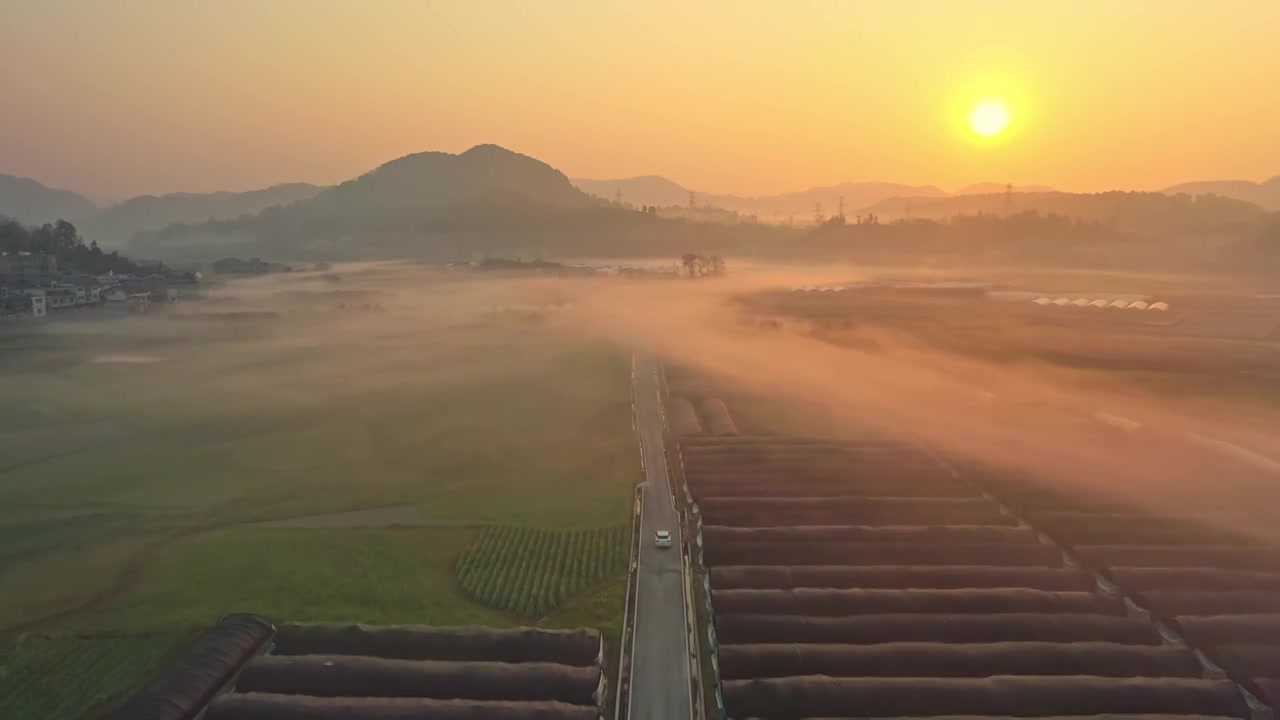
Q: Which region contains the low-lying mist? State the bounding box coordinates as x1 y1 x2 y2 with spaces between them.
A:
543 269 1280 541
12 261 1278 541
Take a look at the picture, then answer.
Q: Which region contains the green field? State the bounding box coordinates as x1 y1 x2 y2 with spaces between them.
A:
0 270 640 717
457 524 629 616
0 632 192 720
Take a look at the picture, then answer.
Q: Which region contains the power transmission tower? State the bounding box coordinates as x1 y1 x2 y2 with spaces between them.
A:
615 188 623 205
689 191 696 210
1005 182 1013 215
838 196 845 220
813 202 824 225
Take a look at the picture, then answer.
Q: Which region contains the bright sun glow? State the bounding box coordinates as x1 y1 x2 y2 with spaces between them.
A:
969 99 1011 137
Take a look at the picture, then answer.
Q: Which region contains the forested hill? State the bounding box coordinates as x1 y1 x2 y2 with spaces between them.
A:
0 217 156 275
80 183 326 248
131 145 622 260
0 175 98 226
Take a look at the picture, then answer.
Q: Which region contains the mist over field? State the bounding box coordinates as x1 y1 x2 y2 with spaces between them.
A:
7 262 1280 579
25 260 1268 542
525 270 1278 540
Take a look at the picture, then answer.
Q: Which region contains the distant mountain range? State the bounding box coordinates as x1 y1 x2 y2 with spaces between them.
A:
4 149 1277 267
0 174 326 248
570 177 1062 218
858 190 1264 230
570 176 692 209
574 174 1280 218
1162 177 1280 211
80 183 325 247
953 182 1057 195
572 177 947 218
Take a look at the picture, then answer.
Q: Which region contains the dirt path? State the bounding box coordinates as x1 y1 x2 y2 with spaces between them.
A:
0 526 212 638
250 504 486 529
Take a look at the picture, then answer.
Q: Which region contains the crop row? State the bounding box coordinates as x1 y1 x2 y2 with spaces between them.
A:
0 632 189 720
456 525 629 617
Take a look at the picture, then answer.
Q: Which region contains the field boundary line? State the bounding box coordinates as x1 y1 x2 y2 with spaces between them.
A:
614 376 645 717
615 454 644 719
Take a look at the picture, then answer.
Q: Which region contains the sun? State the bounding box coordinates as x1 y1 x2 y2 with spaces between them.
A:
969 99 1011 137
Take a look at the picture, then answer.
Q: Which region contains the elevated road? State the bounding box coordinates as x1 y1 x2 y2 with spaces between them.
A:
626 356 693 720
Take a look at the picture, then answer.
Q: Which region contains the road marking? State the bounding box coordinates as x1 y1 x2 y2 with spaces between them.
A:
1095 412 1143 432
1184 433 1280 474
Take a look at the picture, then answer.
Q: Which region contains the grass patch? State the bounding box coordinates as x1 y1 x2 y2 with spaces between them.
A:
456 525 629 617
0 512 145 575
0 534 166 635
0 632 190 720
540 575 627 650
81 527 512 632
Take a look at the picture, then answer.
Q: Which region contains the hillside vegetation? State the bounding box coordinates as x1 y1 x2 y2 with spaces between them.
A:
0 175 98 226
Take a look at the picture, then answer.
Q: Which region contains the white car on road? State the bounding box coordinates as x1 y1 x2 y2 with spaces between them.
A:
654 530 672 548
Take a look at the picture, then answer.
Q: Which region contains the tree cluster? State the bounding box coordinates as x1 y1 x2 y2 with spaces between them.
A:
680 252 726 277
0 216 155 276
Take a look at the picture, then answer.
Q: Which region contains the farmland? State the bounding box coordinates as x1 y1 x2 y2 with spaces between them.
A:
972 463 1280 710
666 357 1280 718
106 617 610 720
213 621 605 720
738 283 1280 422
0 632 191 719
0 266 639 717
456 525 629 617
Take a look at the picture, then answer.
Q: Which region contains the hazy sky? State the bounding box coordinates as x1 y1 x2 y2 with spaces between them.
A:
2 1 1278 202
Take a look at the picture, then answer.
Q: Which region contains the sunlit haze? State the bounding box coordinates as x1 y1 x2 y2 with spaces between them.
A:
2 0 1279 200
5 4 1280 717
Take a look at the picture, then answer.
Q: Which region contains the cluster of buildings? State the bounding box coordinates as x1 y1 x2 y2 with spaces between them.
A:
0 252 187 319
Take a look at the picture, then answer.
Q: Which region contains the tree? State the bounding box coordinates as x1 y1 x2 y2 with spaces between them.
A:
709 255 726 276
681 253 698 277
29 224 55 254
0 217 152 276
53 220 80 253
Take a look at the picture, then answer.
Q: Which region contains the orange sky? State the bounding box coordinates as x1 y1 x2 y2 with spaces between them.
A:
2 1 1278 202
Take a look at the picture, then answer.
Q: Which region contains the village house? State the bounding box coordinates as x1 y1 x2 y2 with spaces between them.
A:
0 252 57 283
